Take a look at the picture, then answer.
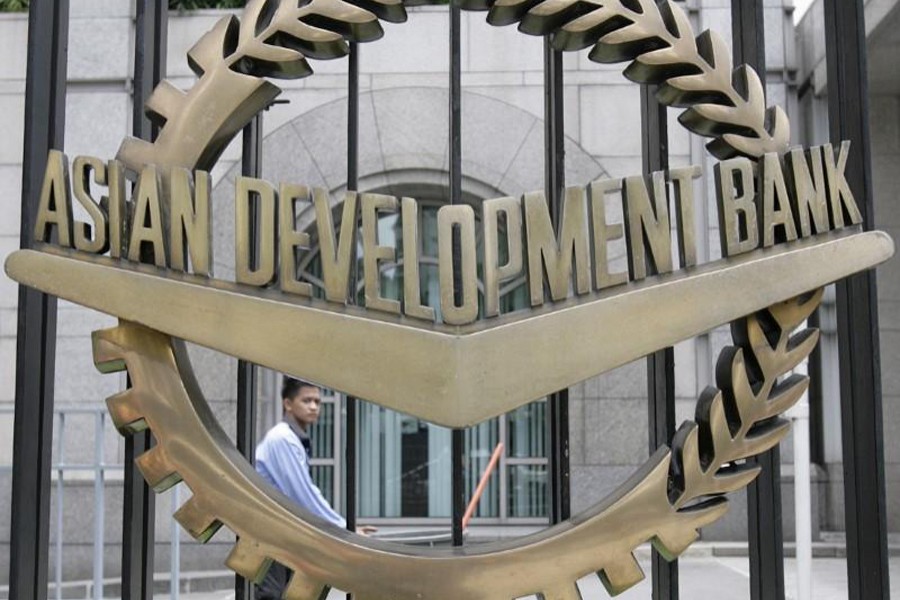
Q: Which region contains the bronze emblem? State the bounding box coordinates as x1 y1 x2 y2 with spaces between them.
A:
4 0 894 597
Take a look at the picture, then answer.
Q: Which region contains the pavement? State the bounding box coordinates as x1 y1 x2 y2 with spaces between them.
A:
154 555 900 599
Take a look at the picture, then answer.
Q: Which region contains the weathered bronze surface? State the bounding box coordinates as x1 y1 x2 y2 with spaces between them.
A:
6 0 896 596
315 188 357 304
525 189 592 305
33 149 72 247
170 168 212 276
6 230 892 428
362 193 401 315
623 172 673 280
402 197 437 322
79 290 820 599
235 176 278 287
482 196 523 318
127 167 167 267
279 183 315 298
438 205 479 325
71 156 110 255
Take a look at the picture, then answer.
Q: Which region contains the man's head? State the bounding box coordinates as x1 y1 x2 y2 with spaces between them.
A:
282 377 321 431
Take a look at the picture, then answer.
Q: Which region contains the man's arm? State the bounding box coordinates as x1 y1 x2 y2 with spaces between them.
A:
258 434 346 528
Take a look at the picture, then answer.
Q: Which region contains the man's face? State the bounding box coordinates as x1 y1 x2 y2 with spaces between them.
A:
283 385 321 430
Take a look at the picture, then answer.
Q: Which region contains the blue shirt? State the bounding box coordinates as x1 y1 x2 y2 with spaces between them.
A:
255 421 346 528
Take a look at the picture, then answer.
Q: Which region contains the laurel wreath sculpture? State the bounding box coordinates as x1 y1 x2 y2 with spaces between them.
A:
97 0 817 598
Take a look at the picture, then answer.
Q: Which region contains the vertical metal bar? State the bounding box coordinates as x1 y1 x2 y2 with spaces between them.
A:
640 83 678 598
170 484 181 600
344 43 361 600
823 1 890 598
346 40 360 534
123 3 167 599
54 413 66 600
93 413 105 600
543 39 571 525
10 1 69 598
731 3 785 599
234 111 263 600
807 310 825 465
449 0 466 548
731 0 766 69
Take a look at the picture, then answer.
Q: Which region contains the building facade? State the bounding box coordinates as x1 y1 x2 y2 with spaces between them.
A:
0 0 896 591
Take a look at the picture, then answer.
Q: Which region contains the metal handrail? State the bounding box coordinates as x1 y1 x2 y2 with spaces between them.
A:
1 405 124 600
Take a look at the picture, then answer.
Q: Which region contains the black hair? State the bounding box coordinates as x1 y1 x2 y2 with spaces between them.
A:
281 376 319 401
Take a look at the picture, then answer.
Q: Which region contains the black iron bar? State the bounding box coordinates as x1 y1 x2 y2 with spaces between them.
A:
731 3 786 599
823 1 890 597
543 39 571 525
731 0 766 70
640 82 678 599
235 112 263 600
807 310 825 466
449 0 466 548
346 39 360 567
122 3 167 599
10 2 69 598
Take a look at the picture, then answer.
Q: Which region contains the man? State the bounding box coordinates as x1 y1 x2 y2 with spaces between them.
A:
253 377 348 598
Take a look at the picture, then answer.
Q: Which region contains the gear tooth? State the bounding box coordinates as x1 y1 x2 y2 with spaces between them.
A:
653 526 701 561
598 554 644 597
116 137 156 175
92 328 128 374
283 570 330 600
539 582 583 600
135 446 181 492
174 496 222 543
106 390 147 434
225 538 273 585
144 80 186 128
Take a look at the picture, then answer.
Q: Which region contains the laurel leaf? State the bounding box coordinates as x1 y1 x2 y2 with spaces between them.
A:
688 102 747 129
235 38 310 79
769 106 791 149
598 20 654 46
783 329 820 372
187 16 239 77
737 65 766 108
764 374 809 420
706 463 761 496
288 0 386 43
244 38 306 65
238 0 273 50
743 419 792 453
552 6 622 51
342 0 407 23
663 72 722 98
670 291 822 515
696 30 731 75
633 45 688 67
679 107 740 137
716 133 768 159
663 0 694 44
488 0 543 26
518 0 582 35
273 20 346 60
771 288 824 330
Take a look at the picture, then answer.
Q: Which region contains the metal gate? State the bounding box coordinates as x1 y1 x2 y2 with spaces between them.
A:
7 0 891 599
